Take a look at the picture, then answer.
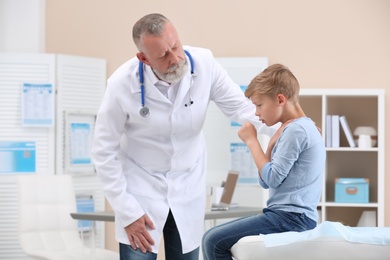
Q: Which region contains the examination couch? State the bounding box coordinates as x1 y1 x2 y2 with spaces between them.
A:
231 222 390 260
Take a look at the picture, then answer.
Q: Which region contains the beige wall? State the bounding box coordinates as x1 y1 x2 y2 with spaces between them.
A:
45 0 390 248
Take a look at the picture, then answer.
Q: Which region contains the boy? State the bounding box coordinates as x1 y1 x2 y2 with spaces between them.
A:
202 64 326 260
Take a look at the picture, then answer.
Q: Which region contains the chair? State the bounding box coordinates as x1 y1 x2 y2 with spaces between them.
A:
17 174 119 260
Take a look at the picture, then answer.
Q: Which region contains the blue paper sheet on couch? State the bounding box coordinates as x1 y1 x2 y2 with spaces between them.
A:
261 221 390 247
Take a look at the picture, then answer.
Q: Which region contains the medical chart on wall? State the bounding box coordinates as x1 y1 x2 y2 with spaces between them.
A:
230 133 270 185
21 83 54 127
70 123 92 166
230 143 258 184
65 112 96 174
229 85 259 184
0 141 36 174
76 194 95 231
230 85 248 127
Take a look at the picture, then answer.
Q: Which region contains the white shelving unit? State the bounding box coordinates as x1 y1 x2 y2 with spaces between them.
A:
300 89 385 227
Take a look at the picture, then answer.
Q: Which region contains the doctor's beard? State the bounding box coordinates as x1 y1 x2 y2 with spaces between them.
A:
153 59 188 84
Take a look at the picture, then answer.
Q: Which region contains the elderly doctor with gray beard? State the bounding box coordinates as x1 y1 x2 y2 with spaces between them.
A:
91 13 276 260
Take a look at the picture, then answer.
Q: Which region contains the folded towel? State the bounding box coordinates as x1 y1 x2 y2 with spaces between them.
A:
261 221 390 247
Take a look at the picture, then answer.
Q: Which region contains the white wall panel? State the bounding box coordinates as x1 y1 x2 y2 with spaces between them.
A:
0 53 107 258
55 54 107 248
55 54 106 175
0 53 55 259
0 53 56 174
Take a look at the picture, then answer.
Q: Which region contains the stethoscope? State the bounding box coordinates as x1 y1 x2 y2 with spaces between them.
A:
138 50 194 117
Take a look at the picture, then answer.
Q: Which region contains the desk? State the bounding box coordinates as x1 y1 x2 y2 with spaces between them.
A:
70 206 262 222
71 207 262 259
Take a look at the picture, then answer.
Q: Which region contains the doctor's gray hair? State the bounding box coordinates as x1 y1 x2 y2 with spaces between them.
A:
133 13 169 50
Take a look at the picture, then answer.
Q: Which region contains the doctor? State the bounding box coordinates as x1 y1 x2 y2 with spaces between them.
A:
92 13 275 260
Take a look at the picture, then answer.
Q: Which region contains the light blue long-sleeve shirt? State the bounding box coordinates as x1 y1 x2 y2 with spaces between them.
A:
260 117 326 222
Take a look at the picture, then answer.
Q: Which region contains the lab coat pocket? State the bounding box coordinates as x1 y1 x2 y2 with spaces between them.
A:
121 155 167 200
182 158 206 198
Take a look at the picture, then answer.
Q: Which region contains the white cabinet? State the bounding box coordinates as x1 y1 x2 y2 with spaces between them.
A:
300 89 385 227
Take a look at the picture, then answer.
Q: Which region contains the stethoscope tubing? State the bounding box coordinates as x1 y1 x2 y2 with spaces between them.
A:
138 50 194 117
139 60 146 108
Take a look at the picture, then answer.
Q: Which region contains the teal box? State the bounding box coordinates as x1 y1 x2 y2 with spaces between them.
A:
335 178 369 203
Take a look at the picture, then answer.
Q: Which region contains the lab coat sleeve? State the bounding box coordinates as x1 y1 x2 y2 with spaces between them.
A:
91 81 145 228
208 57 278 137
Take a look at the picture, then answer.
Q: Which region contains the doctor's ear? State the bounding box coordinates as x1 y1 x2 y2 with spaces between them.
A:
136 52 150 66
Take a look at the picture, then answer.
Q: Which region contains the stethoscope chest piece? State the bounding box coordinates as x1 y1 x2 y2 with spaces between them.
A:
139 106 150 117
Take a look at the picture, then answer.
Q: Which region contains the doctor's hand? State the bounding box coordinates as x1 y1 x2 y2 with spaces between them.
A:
125 214 155 253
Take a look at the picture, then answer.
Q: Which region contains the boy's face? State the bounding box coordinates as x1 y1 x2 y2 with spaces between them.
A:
251 94 283 126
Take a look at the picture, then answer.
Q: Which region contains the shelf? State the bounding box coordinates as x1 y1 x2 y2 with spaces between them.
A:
324 202 378 208
325 147 378 152
300 88 384 227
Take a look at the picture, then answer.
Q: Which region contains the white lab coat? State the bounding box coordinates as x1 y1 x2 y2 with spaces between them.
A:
91 46 276 254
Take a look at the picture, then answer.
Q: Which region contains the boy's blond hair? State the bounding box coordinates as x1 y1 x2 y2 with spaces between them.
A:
245 64 300 102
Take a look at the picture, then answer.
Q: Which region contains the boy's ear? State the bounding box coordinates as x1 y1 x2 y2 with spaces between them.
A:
277 94 287 106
